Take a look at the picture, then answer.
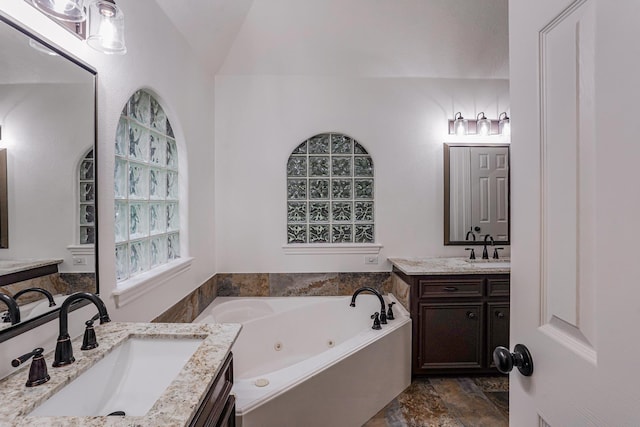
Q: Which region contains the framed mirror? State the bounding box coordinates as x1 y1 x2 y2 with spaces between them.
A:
444 143 510 245
0 15 98 342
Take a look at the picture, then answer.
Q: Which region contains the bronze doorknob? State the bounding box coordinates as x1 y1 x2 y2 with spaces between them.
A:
493 343 534 376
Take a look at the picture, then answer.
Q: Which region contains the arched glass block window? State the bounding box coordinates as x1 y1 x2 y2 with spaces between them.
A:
114 90 180 281
287 133 374 244
79 149 95 244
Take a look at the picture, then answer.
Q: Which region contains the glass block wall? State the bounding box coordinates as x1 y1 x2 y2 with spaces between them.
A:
287 133 374 244
114 90 180 281
79 149 95 244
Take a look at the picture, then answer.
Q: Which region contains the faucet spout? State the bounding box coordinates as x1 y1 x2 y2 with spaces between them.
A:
350 287 387 324
0 293 20 324
53 292 110 367
13 287 56 307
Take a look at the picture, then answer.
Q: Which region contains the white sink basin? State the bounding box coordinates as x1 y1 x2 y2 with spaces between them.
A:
29 337 203 417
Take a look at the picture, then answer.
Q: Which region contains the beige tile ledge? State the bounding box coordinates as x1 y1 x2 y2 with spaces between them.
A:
0 322 241 426
389 257 510 275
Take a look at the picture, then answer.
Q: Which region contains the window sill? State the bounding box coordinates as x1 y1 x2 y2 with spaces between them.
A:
282 243 382 255
111 257 193 308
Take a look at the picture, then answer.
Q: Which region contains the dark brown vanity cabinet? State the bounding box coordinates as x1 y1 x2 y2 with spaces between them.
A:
397 271 510 375
189 352 236 427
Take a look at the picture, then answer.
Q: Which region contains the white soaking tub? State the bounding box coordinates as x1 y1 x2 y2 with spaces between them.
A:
194 295 412 427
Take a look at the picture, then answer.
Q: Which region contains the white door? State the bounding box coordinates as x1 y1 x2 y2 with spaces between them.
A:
470 146 509 241
509 0 640 425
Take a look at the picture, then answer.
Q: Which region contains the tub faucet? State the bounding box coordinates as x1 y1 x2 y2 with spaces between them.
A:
350 287 387 324
0 293 20 324
13 288 56 307
53 292 110 367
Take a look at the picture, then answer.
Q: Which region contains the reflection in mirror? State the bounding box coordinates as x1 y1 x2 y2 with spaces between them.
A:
444 143 510 245
0 16 97 340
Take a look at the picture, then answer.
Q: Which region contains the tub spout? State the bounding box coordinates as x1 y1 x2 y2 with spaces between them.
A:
0 293 20 324
350 287 387 324
13 287 56 307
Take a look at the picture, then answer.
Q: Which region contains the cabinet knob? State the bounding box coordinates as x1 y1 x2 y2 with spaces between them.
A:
466 311 477 319
495 310 505 319
493 344 534 376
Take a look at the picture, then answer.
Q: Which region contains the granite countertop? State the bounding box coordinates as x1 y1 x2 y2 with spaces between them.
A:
0 322 241 426
389 257 510 276
0 259 63 275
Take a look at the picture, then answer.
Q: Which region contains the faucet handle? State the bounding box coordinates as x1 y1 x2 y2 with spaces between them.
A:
387 302 396 320
370 312 382 330
465 248 476 260
81 314 100 351
11 348 50 387
493 247 505 259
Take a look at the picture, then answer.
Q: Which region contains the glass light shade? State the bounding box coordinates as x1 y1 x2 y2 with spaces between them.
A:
453 112 468 135
31 0 86 22
499 112 511 136
476 112 491 136
87 0 126 55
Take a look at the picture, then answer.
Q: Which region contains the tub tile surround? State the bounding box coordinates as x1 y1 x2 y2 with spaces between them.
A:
153 275 217 323
364 376 508 427
0 322 241 426
217 272 392 297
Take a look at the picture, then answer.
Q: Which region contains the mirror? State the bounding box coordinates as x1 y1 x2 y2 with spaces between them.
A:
0 16 97 341
444 143 510 245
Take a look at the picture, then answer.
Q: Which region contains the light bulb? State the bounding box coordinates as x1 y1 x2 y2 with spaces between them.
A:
453 112 468 136
477 112 491 136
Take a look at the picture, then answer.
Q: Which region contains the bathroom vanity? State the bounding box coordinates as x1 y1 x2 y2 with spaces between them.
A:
390 257 510 376
0 322 241 426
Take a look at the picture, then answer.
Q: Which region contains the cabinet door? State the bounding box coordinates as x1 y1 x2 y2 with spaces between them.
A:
416 302 483 371
487 302 510 368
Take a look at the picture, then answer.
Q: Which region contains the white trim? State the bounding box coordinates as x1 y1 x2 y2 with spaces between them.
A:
282 243 382 255
112 257 193 308
67 244 95 256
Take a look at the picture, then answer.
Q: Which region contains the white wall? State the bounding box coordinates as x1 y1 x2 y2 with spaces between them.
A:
215 0 510 273
0 0 216 378
0 83 94 271
215 76 509 272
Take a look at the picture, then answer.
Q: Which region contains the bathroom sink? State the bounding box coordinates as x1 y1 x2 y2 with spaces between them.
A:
29 337 203 417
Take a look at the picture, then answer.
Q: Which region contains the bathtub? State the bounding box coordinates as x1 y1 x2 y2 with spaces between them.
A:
194 294 412 427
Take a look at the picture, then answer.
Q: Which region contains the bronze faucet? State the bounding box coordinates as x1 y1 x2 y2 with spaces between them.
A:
53 292 110 367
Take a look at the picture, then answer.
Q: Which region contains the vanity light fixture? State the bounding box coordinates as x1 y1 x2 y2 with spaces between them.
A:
476 112 491 136
31 0 86 22
448 112 508 136
499 112 511 136
87 0 126 55
452 112 468 136
26 0 126 55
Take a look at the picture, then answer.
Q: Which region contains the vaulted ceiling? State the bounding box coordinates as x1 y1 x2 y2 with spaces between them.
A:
154 0 508 79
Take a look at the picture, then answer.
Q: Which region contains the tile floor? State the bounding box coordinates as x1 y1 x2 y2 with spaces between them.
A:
363 376 509 427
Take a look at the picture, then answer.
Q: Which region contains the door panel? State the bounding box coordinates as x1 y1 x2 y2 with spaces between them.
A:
510 0 640 424
470 147 509 240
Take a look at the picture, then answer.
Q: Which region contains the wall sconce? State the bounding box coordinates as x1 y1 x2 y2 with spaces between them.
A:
448 112 511 136
452 112 468 136
499 112 510 137
27 0 126 55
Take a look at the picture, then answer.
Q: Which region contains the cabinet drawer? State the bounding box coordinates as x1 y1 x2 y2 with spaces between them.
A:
487 277 510 297
418 278 483 298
